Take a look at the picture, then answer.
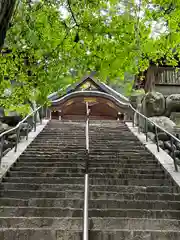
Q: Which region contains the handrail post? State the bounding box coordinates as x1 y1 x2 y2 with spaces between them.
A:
137 113 140 133
39 107 42 124
132 113 135 127
171 137 178 172
145 118 148 142
0 136 4 163
154 126 160 152
15 127 20 152
34 111 37 132
26 117 30 140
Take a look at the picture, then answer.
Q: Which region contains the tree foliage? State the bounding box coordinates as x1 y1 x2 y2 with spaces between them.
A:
0 0 16 49
1 0 180 112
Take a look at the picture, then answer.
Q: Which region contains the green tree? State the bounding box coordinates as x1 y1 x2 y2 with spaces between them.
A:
1 0 180 112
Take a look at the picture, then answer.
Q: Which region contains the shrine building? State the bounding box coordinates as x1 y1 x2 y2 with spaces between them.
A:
48 76 131 121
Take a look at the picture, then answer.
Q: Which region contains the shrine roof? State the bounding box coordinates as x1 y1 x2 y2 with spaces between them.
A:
48 75 129 103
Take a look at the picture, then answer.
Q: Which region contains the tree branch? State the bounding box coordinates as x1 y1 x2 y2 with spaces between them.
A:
67 0 79 26
0 0 17 49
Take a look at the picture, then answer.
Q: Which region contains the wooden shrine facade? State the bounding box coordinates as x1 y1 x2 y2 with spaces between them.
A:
49 76 130 121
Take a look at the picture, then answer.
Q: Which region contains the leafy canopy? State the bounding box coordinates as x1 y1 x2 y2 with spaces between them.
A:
1 0 180 112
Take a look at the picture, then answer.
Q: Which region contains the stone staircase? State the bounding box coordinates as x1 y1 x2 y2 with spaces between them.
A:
0 120 180 239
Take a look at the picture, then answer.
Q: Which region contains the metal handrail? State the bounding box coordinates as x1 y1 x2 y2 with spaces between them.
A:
0 105 45 162
129 105 179 172
83 103 90 240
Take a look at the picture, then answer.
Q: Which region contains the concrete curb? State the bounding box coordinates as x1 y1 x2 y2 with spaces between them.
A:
0 120 49 180
126 122 180 187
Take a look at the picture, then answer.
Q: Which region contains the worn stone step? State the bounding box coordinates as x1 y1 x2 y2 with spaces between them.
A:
89 217 180 231
2 183 178 193
0 207 83 217
0 190 84 199
15 162 85 168
1 196 180 210
90 184 179 193
90 154 155 159
2 229 180 240
30 142 86 146
36 135 85 138
2 176 172 186
7 171 85 178
89 178 172 186
1 189 179 201
11 167 85 173
89 163 160 169
2 177 85 184
0 217 180 231
32 140 141 144
7 171 167 179
11 166 164 175
0 207 180 219
89 159 158 164
26 146 86 150
90 148 151 157
17 155 155 162
18 155 86 161
88 209 180 219
22 149 86 154
26 147 147 153
13 162 160 169
0 217 83 229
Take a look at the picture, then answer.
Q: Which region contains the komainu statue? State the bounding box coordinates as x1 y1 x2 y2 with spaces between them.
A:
141 92 166 117
166 94 180 117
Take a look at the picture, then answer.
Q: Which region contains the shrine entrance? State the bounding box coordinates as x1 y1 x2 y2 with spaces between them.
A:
49 76 130 121
50 93 129 121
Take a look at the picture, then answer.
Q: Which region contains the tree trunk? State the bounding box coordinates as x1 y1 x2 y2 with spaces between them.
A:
0 0 16 49
144 66 157 92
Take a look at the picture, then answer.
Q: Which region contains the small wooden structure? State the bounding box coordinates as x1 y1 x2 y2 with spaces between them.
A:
134 64 180 95
49 76 130 121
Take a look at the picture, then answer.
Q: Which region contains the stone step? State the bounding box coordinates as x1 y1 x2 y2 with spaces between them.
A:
3 229 180 240
0 217 180 231
7 171 167 179
1 197 180 210
0 190 84 199
0 217 83 229
7 172 85 178
17 155 155 162
1 183 178 193
89 163 160 169
34 137 142 141
21 150 152 155
15 162 85 168
1 189 179 201
11 167 85 173
89 209 180 219
0 207 180 219
19 154 86 159
26 147 146 152
27 145 86 150
16 159 86 164
2 177 86 184
17 157 156 164
22 150 86 154
32 140 141 143
36 135 85 138
2 177 173 186
14 161 160 169
0 207 83 217
11 166 165 175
